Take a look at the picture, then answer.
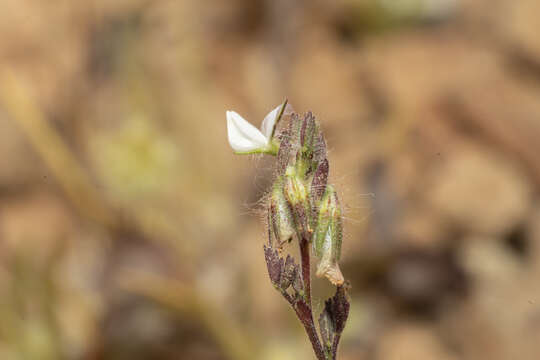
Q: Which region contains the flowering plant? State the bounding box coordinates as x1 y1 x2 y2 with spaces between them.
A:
227 101 350 360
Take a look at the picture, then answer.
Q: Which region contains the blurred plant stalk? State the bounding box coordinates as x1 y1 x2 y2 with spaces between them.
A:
0 69 116 228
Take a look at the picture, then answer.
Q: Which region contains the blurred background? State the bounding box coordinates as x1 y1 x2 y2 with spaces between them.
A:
1 0 540 359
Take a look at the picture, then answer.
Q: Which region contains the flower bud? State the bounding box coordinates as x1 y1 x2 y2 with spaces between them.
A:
269 177 295 246
284 167 312 239
284 167 307 204
313 186 344 285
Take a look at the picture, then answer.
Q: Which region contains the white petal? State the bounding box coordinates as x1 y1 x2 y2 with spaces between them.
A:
261 102 295 139
227 111 268 152
261 105 281 139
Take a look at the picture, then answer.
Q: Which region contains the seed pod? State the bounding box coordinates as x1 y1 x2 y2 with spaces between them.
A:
269 177 295 246
313 186 344 285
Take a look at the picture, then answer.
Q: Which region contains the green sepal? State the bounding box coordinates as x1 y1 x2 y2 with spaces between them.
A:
233 138 280 156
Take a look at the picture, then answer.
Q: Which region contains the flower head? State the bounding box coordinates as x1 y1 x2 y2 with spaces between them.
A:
226 101 291 155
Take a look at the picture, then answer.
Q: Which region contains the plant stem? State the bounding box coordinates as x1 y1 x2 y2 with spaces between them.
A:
298 235 327 360
295 301 326 360
300 236 311 306
331 333 341 360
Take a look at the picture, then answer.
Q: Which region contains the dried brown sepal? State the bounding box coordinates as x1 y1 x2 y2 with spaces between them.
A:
280 254 296 290
312 133 327 166
263 245 283 286
310 158 329 205
277 129 292 175
300 112 316 149
288 113 303 151
292 266 304 295
324 285 350 334
300 114 308 147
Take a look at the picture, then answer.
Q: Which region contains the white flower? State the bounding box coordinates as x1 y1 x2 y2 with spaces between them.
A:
227 101 290 154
